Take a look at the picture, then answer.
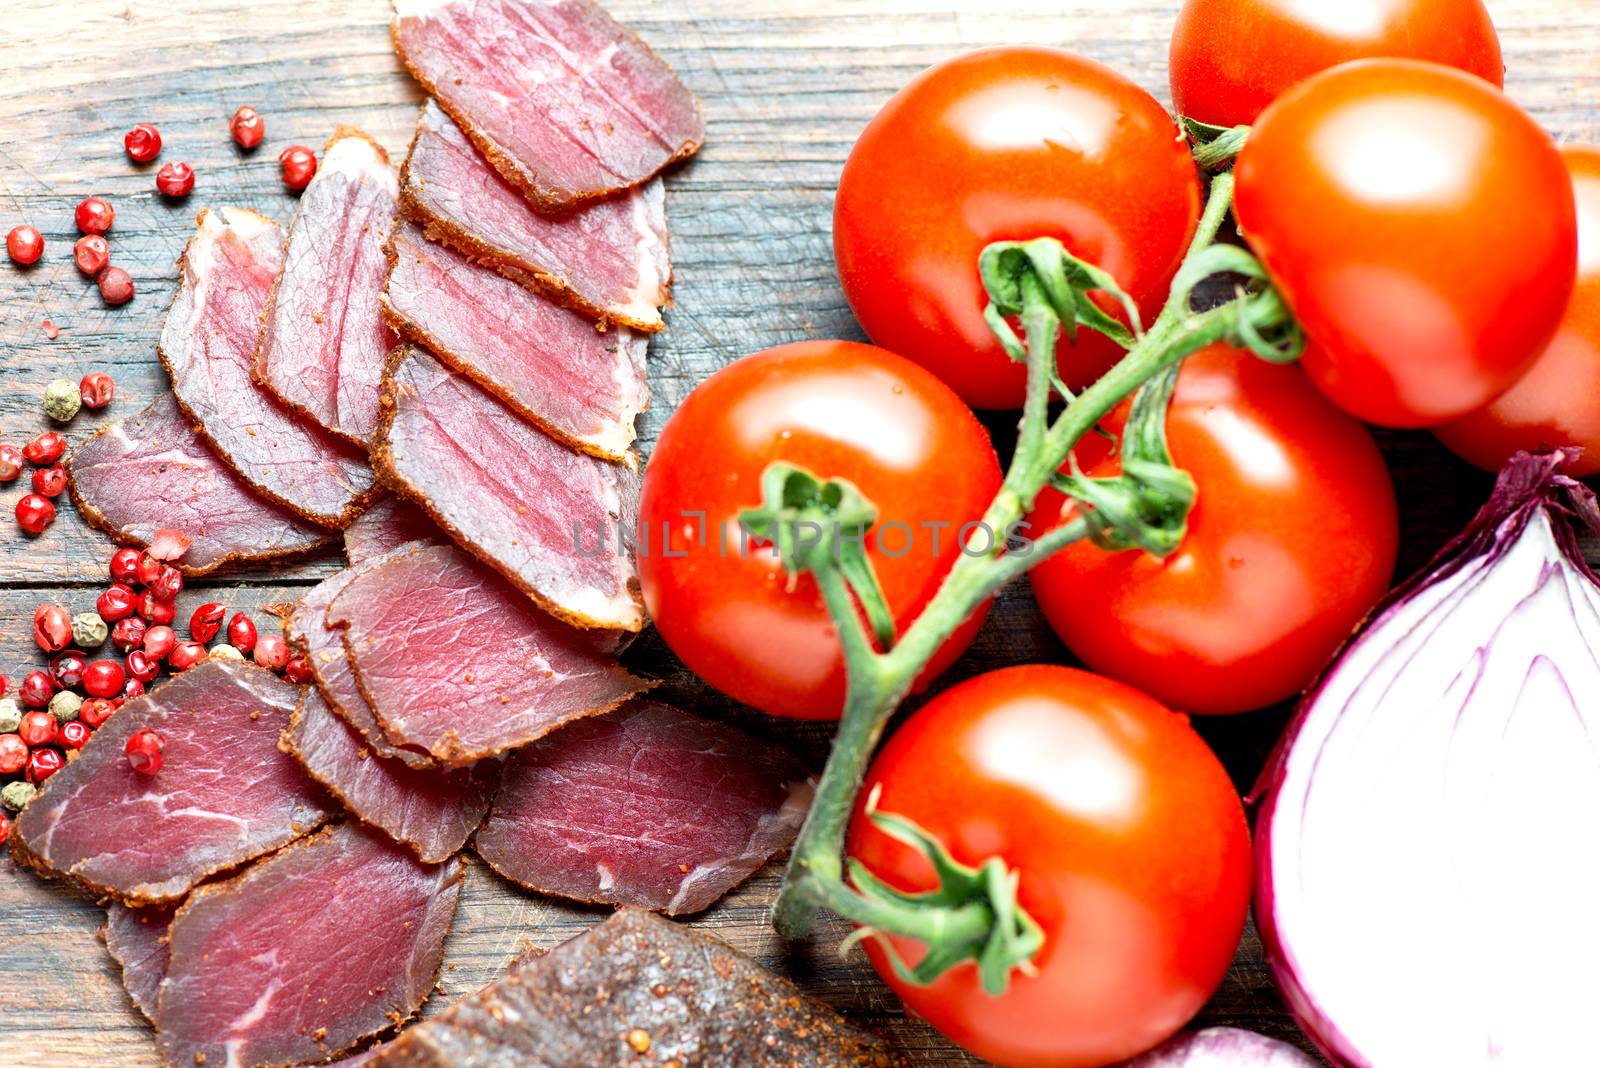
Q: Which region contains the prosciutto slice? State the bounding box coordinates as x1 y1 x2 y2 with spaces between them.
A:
104 903 174 1023
400 100 669 330
473 702 812 914
286 688 497 863
367 909 907 1067
159 207 377 527
345 495 437 564
384 220 649 460
391 0 704 208
374 347 643 631
157 823 463 1068
326 542 648 764
67 394 332 574
255 128 400 445
11 661 329 904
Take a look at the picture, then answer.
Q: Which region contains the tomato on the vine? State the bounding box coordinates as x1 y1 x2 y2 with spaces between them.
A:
847 665 1251 1068
833 47 1202 409
1028 344 1398 715
1436 145 1600 476
1234 59 1577 428
1170 0 1503 128
637 341 1002 720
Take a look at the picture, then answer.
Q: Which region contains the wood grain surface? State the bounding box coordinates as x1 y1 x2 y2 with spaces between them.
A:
1 1 1597 1065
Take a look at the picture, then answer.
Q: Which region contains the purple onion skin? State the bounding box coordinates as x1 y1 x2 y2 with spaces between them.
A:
1252 450 1597 1068
1119 1027 1321 1066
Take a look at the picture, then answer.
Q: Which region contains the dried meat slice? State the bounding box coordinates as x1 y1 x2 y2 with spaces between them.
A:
400 99 669 330
374 347 643 631
286 688 497 863
384 220 649 460
367 909 907 1067
392 0 704 208
326 542 649 765
11 660 329 904
255 128 400 445
159 206 378 527
103 903 174 1023
473 701 811 914
157 823 463 1068
67 393 333 575
345 495 437 564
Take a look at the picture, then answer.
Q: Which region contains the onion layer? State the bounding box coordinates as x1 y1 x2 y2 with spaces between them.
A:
1121 1027 1319 1066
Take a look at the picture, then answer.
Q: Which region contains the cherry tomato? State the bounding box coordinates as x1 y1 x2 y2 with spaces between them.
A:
1235 59 1577 428
847 665 1251 1068
834 47 1202 409
1170 0 1503 128
1435 145 1600 476
1028 345 1397 715
638 341 1002 719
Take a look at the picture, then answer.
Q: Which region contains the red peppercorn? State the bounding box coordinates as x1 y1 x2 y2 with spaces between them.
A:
155 161 194 198
111 616 147 651
98 265 135 306
227 612 258 654
278 146 317 191
110 547 141 585
0 734 27 775
121 677 145 701
135 552 163 588
19 671 53 709
229 106 266 150
82 659 126 699
125 649 158 684
74 234 110 276
0 675 8 698
58 720 92 750
74 197 115 235
0 444 22 482
283 655 313 684
189 601 225 644
99 584 138 624
125 727 164 774
138 590 176 626
6 225 43 266
80 372 116 410
0 812 9 846
152 565 183 601
253 632 289 671
79 698 115 729
33 603 72 653
50 650 87 691
124 123 162 163
32 464 67 499
18 710 56 748
169 641 207 672
143 625 177 661
26 747 63 784
16 493 56 535
23 431 66 466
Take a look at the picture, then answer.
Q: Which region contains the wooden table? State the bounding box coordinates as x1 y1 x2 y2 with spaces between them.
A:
0 1 1595 1064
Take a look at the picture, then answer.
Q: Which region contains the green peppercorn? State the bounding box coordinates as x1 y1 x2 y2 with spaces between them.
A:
0 698 20 734
71 611 108 649
1 781 37 812
44 377 82 423
48 690 82 724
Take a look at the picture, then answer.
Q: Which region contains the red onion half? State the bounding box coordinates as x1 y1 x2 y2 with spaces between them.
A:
1121 1027 1320 1066
1257 451 1600 1066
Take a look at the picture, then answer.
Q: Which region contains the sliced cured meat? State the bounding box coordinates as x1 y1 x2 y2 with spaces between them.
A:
11 660 329 904
345 495 437 564
391 0 705 208
374 347 643 631
473 701 811 914
159 206 378 527
367 909 907 1067
326 542 649 764
103 903 174 1023
255 128 400 445
157 823 463 1068
67 393 333 575
384 220 649 460
400 100 669 330
287 555 439 770
286 687 497 863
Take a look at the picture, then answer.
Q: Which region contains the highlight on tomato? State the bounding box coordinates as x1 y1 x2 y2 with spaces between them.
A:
1435 144 1600 477
1169 0 1504 128
846 665 1252 1068
1234 58 1578 428
1027 344 1398 715
833 47 1202 409
636 340 1002 720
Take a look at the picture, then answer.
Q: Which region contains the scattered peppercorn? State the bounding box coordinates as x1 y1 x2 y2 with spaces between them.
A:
0 699 19 734
27 747 64 784
190 602 225 644
58 720 91 750
41 319 59 340
169 641 207 672
152 564 183 601
283 655 313 684
78 698 115 728
143 625 177 661
16 493 57 535
0 735 26 776
125 649 158 684
79 371 116 410
23 431 66 466
6 225 43 266
110 547 141 585
18 710 56 747
32 464 67 498
32 603 72 653
125 727 164 774
227 612 258 654
111 616 147 650
124 123 162 163
135 552 163 587
71 611 108 649
18 672 53 709
74 197 115 235
278 145 317 191
82 659 126 699
0 445 22 482
50 650 87 690
98 265 135 305
209 644 244 661
253 632 289 671
99 585 138 624
1 781 38 812
229 105 265 150
74 233 110 275
44 377 83 423
0 812 9 845
48 690 82 724
122 676 145 701
138 590 176 625
155 161 195 198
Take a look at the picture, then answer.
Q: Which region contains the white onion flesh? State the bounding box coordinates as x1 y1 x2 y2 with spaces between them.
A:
1120 1026 1320 1066
1259 461 1600 1067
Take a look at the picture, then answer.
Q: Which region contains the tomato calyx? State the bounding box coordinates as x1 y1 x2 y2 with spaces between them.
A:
981 237 1143 382
1182 117 1252 170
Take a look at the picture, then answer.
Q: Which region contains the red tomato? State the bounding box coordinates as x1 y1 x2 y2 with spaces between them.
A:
1435 145 1600 476
1028 345 1398 715
847 665 1251 1068
834 47 1202 409
1235 59 1577 428
1170 0 1503 128
637 341 1002 720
